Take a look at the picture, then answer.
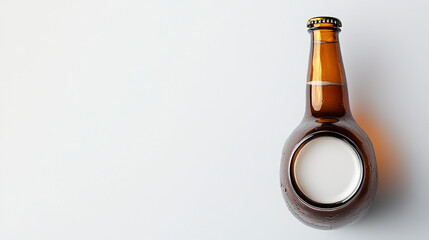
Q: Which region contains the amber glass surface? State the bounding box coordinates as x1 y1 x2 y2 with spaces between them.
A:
280 18 377 229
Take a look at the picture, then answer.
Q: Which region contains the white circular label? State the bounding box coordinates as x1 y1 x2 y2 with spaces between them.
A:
293 136 363 204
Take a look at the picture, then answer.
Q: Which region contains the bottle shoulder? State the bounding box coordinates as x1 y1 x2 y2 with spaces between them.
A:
283 116 374 157
290 116 361 136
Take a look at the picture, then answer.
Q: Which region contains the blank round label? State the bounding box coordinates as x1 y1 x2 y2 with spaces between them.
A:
293 136 363 204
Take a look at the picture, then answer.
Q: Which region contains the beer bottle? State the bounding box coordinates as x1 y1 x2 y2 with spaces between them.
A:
280 16 377 229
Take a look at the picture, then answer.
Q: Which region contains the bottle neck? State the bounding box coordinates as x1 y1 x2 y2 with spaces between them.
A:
305 28 351 119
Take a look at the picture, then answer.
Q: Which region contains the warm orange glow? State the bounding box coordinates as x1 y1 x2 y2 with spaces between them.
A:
354 108 404 197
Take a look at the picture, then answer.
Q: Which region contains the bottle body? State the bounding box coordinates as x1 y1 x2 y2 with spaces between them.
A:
280 118 377 229
280 17 377 229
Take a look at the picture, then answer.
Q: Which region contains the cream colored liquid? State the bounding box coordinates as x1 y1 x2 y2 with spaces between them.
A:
293 136 363 204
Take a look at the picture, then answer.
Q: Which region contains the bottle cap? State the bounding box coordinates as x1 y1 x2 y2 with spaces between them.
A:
307 16 342 29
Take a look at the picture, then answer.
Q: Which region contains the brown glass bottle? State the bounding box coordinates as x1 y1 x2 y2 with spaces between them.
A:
280 17 377 230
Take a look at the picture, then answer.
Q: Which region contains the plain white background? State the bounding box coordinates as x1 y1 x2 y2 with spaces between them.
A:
0 0 428 239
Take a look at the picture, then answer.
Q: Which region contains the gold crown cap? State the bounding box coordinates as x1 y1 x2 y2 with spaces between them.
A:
307 16 342 28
